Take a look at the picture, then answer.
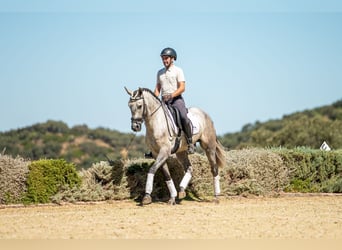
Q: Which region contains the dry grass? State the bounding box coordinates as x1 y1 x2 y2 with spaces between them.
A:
0 154 30 204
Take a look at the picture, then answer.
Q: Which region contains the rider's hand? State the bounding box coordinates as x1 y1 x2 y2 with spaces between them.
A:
162 94 173 103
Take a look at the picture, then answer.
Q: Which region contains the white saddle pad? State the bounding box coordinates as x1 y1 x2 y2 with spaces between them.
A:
187 112 200 135
166 108 200 135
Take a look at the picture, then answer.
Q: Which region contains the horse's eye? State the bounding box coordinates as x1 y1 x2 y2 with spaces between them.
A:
137 104 142 109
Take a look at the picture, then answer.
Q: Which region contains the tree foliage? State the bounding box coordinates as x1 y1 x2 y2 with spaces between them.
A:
219 99 342 150
0 120 146 169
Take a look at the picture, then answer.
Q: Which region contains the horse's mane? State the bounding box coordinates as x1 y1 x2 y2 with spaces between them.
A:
140 87 161 103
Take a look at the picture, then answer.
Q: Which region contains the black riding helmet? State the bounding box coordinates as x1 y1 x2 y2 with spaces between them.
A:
160 47 177 60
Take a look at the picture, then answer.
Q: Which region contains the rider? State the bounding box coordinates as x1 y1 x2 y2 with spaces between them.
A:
154 47 195 154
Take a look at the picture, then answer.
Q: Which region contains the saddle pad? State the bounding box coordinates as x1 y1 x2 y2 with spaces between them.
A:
166 107 200 135
187 112 200 135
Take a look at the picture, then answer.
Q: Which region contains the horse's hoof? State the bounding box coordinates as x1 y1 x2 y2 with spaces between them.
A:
178 189 186 199
167 198 176 205
142 194 152 205
213 196 220 204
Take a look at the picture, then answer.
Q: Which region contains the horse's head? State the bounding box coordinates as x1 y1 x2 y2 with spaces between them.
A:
125 87 145 132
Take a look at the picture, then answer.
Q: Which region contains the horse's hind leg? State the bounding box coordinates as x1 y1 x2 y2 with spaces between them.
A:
176 151 193 199
204 148 221 203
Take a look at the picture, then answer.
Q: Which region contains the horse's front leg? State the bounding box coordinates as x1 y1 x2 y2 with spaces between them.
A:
142 148 169 206
161 163 177 205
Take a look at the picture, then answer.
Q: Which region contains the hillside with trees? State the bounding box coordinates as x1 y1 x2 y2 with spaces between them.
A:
0 121 147 169
220 99 342 150
1 99 341 169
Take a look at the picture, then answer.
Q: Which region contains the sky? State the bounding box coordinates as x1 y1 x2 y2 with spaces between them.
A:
0 1 342 136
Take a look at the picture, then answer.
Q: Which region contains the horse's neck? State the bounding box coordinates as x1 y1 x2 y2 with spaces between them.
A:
143 93 169 138
143 92 160 116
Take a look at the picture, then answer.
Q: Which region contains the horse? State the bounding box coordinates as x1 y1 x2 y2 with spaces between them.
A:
125 87 226 205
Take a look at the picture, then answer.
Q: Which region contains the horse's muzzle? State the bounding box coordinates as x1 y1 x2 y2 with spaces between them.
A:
131 120 142 132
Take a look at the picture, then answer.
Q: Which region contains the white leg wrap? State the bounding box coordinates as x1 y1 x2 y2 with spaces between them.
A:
180 172 192 190
166 179 177 198
145 173 154 195
214 175 220 196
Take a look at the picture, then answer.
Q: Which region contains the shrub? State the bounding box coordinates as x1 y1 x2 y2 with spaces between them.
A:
221 149 289 196
125 157 185 202
52 160 130 203
0 154 30 204
53 157 185 203
275 148 342 192
23 159 81 204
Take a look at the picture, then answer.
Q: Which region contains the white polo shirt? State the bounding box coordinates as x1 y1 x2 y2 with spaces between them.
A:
156 65 185 96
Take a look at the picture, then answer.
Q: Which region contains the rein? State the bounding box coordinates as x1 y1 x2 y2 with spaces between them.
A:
129 95 161 123
140 91 175 140
127 88 182 155
150 104 162 116
129 90 176 140
161 101 176 140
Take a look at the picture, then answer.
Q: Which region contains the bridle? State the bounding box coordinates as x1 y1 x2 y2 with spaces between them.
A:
126 87 179 152
129 92 162 127
129 96 146 127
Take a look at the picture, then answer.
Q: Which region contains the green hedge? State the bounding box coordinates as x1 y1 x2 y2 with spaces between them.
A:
23 159 81 204
273 148 342 193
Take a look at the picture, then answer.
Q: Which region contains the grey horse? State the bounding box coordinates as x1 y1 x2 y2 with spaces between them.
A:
125 87 226 205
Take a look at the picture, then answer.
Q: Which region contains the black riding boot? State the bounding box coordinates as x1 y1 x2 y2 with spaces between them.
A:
183 121 195 154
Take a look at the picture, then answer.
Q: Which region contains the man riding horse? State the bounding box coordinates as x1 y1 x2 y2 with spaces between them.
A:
154 47 195 154
125 48 225 205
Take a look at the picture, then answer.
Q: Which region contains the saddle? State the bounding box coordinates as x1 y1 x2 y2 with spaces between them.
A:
164 102 195 135
166 104 184 132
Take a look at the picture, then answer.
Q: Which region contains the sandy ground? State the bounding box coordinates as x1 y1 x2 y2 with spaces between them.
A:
0 195 341 239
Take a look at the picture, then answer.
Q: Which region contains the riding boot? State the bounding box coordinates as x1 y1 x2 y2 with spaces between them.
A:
183 121 195 154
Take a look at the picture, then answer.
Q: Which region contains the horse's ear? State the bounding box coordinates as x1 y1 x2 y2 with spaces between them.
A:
124 86 133 96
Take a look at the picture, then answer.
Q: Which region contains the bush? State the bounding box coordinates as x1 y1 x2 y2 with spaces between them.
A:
221 149 289 196
23 159 81 204
274 148 342 192
53 157 186 203
52 160 130 203
126 157 185 202
0 154 30 204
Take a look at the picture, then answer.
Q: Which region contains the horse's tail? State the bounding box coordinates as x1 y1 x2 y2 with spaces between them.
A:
215 139 226 168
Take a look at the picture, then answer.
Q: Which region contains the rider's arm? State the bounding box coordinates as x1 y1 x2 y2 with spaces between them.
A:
154 83 161 97
171 81 185 98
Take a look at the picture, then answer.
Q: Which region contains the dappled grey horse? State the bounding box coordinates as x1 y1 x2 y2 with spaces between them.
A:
125 87 226 205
